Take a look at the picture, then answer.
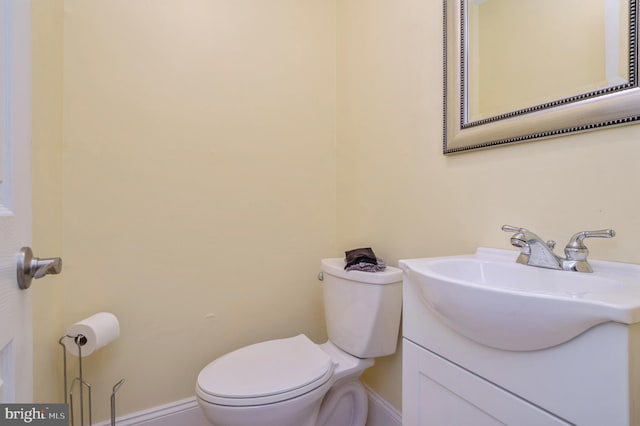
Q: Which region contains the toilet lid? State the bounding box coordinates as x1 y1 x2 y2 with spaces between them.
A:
197 334 334 406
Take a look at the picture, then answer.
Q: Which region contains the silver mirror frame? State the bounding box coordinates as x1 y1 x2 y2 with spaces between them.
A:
444 0 640 155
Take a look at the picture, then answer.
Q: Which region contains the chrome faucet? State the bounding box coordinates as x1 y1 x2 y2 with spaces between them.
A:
502 225 615 272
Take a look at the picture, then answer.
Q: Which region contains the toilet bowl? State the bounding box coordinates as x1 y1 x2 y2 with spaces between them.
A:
196 258 403 426
196 335 374 426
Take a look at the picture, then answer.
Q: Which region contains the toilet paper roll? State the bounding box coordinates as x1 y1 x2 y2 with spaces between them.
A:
65 312 120 357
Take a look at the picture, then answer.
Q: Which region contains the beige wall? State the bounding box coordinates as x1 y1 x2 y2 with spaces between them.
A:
33 0 640 421
34 0 336 421
32 0 64 405
337 0 640 411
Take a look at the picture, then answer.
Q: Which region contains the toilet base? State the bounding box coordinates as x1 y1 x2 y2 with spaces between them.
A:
317 379 369 426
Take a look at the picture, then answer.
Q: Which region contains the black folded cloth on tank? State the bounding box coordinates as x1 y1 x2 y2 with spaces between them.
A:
345 247 377 267
344 247 386 272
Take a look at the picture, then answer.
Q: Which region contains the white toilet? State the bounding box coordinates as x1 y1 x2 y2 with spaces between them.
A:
195 258 403 426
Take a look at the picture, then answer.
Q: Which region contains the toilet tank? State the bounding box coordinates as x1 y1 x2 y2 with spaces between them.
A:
320 258 403 358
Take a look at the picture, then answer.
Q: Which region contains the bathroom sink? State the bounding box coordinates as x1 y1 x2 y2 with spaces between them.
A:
399 248 640 351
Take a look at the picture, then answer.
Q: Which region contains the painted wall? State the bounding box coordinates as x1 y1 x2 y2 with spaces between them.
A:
32 0 640 421
32 0 64 405
33 0 336 422
337 0 640 411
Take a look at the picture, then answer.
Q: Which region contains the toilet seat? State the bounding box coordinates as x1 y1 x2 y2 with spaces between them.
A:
196 334 334 407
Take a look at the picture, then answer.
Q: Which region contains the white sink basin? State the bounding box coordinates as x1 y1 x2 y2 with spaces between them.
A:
399 248 640 351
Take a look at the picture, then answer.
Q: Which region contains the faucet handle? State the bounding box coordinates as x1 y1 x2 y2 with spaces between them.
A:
501 225 524 233
566 229 615 248
502 225 528 248
502 225 555 249
564 229 615 261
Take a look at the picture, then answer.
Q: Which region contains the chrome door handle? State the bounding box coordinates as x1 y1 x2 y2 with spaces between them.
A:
17 246 62 290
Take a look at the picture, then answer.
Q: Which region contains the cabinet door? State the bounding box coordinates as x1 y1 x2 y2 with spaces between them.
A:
403 340 571 426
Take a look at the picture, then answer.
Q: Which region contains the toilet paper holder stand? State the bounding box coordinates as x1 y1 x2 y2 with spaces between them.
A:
59 334 125 426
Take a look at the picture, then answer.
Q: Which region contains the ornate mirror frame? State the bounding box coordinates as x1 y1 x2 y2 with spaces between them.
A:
444 0 640 154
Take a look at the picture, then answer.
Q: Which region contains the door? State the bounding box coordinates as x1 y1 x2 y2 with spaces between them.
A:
0 0 33 402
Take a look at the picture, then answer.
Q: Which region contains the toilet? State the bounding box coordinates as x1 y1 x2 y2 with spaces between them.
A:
195 258 403 426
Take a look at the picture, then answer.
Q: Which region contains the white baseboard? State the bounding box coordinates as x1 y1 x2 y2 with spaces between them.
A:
94 397 209 426
97 387 401 426
365 385 402 426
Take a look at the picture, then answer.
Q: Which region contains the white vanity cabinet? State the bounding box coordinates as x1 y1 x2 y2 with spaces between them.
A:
401 261 640 426
403 340 570 426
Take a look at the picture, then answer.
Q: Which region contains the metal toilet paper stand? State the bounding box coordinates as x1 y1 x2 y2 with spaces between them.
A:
59 334 125 426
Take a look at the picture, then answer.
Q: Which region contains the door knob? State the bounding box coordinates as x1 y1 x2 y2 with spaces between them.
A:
16 246 62 290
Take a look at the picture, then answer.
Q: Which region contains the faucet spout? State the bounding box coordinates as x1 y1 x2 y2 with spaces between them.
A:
525 239 562 269
502 225 562 270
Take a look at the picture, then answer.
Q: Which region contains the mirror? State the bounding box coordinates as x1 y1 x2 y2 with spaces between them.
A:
444 0 639 154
